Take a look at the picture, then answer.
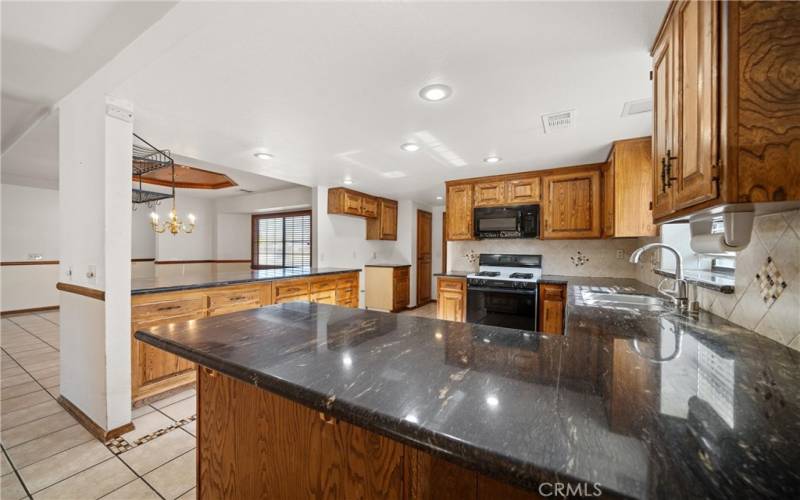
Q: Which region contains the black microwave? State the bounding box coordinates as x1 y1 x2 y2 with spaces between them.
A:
474 205 539 239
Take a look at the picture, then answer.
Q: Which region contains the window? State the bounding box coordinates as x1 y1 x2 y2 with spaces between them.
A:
251 211 311 269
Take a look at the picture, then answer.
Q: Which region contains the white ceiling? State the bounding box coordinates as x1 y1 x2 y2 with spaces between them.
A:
1 1 177 150
3 1 668 206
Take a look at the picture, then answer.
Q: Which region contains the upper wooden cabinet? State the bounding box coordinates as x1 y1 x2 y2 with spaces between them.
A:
603 137 658 237
651 1 800 222
328 188 378 218
366 197 398 240
446 184 474 240
505 177 541 204
473 181 506 207
541 167 602 239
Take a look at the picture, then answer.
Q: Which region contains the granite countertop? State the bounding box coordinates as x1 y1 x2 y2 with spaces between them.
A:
135 277 800 498
131 267 361 295
364 263 411 268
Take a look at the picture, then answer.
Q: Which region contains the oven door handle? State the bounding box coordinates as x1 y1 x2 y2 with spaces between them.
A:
468 286 538 295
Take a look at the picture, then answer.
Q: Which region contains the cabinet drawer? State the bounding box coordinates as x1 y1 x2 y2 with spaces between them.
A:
336 274 358 289
438 278 464 291
274 279 310 299
336 297 357 308
393 267 410 280
208 289 261 310
275 294 310 304
310 278 337 292
133 297 206 321
540 284 565 300
208 302 261 317
310 290 336 305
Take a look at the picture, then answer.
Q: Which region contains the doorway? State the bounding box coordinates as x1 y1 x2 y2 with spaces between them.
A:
416 210 432 306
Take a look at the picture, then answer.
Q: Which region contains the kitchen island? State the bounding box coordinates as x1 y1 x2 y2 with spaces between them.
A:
130 267 360 404
135 278 800 499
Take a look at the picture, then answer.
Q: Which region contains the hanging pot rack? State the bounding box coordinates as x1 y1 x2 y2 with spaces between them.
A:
132 133 175 209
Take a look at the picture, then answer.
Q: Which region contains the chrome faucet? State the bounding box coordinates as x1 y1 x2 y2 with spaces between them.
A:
629 243 689 311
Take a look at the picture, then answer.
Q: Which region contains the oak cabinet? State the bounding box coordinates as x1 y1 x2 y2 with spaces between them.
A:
366 198 398 241
541 168 602 239
328 187 378 218
436 277 466 322
445 184 474 240
473 181 506 207
365 266 410 312
505 177 541 204
603 137 658 237
651 0 800 222
538 283 566 335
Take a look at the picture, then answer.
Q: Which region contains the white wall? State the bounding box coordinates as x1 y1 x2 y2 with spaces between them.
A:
215 213 250 260
1 184 61 312
131 206 155 259
215 186 311 214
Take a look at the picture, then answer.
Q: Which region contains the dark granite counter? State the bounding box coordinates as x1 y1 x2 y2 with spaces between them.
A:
364 263 411 268
135 277 800 498
131 267 361 295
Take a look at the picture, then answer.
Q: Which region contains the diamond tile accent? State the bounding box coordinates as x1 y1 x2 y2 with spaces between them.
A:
755 257 788 304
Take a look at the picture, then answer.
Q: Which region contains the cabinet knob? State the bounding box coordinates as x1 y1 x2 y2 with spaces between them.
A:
319 412 336 425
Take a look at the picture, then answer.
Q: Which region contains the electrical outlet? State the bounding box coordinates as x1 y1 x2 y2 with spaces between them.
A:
372 252 377 259
616 250 624 260
87 265 97 283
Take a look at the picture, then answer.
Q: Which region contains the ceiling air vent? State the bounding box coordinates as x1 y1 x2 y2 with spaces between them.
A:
541 110 575 133
238 188 254 193
621 98 653 117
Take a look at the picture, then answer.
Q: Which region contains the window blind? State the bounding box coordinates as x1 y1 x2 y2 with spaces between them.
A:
252 211 311 268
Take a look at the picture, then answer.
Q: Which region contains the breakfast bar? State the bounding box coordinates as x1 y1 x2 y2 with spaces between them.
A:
135 278 800 499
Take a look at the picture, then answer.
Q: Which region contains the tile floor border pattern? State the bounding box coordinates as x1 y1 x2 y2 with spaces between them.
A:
105 415 197 455
1 312 197 499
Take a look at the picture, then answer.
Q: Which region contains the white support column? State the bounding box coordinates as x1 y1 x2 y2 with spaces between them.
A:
58 90 133 432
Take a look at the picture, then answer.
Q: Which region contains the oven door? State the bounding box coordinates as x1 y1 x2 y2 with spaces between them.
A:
466 286 538 332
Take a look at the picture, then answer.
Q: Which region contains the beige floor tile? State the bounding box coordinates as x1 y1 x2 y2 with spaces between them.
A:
101 479 160 500
1 381 41 400
1 472 28 500
7 424 94 468
176 487 196 500
144 449 196 499
1 451 12 475
18 360 58 374
152 389 196 409
10 347 54 360
1 411 77 448
181 421 196 437
37 376 59 389
1 373 34 389
28 366 59 380
45 387 59 399
19 439 112 493
18 357 59 371
3 343 48 355
160 397 196 422
1 400 62 430
120 429 195 475
34 457 135 500
131 405 155 419
2 391 53 415
122 412 174 443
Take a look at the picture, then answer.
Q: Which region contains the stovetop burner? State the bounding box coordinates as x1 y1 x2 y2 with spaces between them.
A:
509 273 534 280
476 271 501 277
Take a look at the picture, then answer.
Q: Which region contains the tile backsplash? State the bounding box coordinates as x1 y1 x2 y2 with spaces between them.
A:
449 239 642 278
636 210 800 351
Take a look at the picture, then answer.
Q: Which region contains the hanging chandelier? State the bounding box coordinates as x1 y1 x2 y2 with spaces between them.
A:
149 163 196 235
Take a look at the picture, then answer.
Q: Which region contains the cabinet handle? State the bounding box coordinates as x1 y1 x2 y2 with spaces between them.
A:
203 367 217 377
229 296 247 301
157 305 181 312
664 149 678 188
319 412 336 425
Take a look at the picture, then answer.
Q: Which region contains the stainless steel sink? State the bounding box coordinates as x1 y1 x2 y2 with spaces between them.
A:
581 292 669 311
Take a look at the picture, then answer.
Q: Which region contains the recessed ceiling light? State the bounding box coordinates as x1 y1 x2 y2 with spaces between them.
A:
383 171 407 179
343 178 353 185
436 196 443 200
483 156 501 164
254 152 273 160
400 143 420 152
419 83 452 102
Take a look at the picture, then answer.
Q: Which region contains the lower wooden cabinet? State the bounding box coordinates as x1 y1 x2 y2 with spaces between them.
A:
132 272 359 405
538 283 566 335
436 277 466 322
197 367 538 500
365 266 409 312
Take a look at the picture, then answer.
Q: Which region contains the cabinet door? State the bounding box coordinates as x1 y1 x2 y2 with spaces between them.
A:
541 169 602 239
437 289 464 322
343 192 362 215
381 200 398 240
505 177 541 204
602 161 615 237
133 311 203 388
652 22 675 220
361 196 378 218
674 0 719 209
393 270 410 311
473 181 505 207
538 284 565 334
446 184 474 240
